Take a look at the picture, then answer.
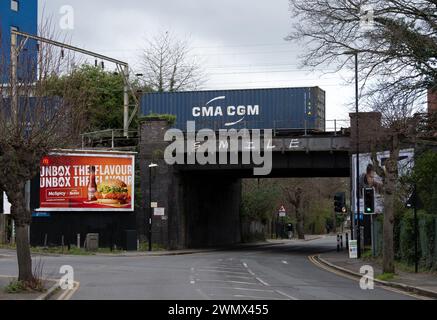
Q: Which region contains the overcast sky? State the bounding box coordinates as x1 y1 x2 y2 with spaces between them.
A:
39 0 355 123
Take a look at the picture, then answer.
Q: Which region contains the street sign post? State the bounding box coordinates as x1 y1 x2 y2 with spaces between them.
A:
278 206 286 217
154 208 165 216
349 240 358 259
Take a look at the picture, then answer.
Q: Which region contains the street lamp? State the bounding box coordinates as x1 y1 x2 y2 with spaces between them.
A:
148 163 158 252
343 50 361 258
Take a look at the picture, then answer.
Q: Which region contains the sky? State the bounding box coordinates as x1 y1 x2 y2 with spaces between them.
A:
38 0 356 124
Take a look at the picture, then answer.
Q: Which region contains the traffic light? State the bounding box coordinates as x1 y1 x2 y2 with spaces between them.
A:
364 188 375 214
334 192 347 213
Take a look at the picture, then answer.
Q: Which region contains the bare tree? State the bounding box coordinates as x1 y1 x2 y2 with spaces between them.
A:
288 0 437 273
365 92 433 273
284 187 305 239
287 0 437 102
139 31 205 92
0 21 88 285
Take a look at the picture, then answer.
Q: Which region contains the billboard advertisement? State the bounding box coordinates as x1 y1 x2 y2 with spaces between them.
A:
38 152 135 212
352 149 414 215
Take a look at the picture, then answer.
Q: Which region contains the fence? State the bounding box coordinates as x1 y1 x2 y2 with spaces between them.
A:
374 213 437 270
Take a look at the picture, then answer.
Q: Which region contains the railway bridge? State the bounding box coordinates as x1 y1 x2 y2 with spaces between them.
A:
139 119 354 249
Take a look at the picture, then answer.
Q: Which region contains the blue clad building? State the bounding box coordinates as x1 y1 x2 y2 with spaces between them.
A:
0 0 38 82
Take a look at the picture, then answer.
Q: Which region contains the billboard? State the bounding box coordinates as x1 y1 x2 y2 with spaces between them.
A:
38 152 135 212
352 149 414 215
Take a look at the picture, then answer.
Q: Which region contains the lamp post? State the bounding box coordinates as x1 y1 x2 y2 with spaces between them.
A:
344 50 361 258
148 163 158 252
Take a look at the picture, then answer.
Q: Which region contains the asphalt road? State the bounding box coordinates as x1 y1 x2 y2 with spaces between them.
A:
0 236 417 300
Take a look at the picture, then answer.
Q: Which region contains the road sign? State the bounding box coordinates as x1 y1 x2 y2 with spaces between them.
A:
154 207 165 216
3 192 11 215
278 206 286 217
349 240 358 259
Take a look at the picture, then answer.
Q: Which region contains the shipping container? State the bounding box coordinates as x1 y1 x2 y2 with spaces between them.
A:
141 87 326 132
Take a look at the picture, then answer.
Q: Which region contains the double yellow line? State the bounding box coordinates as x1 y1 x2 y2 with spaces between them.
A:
57 281 80 300
308 255 429 300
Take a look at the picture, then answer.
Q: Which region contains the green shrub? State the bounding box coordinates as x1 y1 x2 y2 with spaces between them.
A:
399 211 417 264
398 210 437 270
4 280 27 294
418 214 436 269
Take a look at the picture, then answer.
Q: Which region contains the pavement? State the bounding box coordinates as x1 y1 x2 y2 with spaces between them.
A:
318 250 437 299
0 236 424 300
0 275 58 300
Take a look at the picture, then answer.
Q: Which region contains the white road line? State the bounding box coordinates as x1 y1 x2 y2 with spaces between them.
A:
195 279 260 286
198 267 245 272
233 294 284 300
255 277 270 287
247 269 256 276
275 290 299 300
205 286 276 293
225 275 254 280
242 261 270 287
197 269 248 275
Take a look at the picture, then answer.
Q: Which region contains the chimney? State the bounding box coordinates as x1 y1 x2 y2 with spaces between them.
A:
428 87 437 113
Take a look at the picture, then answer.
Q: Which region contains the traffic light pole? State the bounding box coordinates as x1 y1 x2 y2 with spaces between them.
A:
354 52 362 259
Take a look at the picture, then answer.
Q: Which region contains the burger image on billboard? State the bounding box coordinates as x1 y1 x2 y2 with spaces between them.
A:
95 179 130 205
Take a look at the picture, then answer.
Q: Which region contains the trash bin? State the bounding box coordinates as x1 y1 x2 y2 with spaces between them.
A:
125 230 137 251
85 233 99 251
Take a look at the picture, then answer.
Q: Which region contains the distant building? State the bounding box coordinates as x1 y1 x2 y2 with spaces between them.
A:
0 0 38 83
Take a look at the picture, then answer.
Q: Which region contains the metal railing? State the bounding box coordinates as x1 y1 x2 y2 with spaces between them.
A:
80 129 138 149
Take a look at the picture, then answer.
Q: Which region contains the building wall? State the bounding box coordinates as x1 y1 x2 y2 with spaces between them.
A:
0 0 38 82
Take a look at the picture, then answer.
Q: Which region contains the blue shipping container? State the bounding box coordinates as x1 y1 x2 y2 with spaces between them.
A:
140 87 326 132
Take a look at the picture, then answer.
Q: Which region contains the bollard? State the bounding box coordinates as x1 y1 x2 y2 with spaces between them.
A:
77 233 81 249
337 234 340 252
340 235 343 250
346 233 349 250
44 234 48 247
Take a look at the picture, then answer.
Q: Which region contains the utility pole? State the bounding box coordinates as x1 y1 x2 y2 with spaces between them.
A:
123 66 130 138
354 52 361 258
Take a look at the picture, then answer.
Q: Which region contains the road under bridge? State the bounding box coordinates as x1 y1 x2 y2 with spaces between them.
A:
139 120 351 249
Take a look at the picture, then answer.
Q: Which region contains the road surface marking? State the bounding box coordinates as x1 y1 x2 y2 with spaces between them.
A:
242 261 269 286
275 290 299 300
282 260 288 264
57 281 80 300
198 266 245 272
255 277 270 286
215 287 276 293
195 279 260 286
197 269 248 275
308 255 427 300
225 275 254 280
233 294 284 300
